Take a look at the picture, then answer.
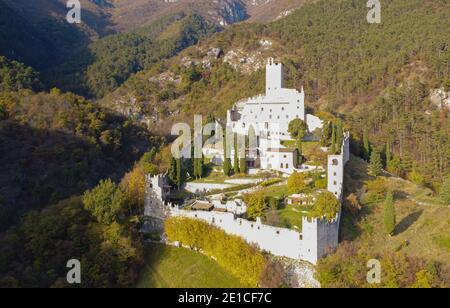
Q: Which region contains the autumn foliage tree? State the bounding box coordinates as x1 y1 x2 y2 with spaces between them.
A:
165 217 266 287
287 171 306 194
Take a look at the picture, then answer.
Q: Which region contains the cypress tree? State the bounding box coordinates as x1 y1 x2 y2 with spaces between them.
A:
321 121 331 147
176 158 182 189
369 149 383 176
441 176 450 205
384 191 396 236
363 128 371 161
335 121 343 154
169 157 177 185
330 123 336 154
198 154 204 178
234 134 239 174
223 133 231 176
386 140 392 167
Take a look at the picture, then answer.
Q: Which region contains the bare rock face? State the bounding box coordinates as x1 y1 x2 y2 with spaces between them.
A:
273 256 321 288
430 88 450 110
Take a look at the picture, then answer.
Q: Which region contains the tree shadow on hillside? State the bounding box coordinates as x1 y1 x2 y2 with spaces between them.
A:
0 118 150 231
395 210 423 235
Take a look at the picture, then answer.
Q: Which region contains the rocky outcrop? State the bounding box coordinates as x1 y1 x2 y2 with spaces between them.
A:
430 88 450 110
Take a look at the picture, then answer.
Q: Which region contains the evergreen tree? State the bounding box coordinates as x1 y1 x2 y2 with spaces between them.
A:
335 121 343 154
197 154 204 179
239 158 247 174
363 128 371 161
386 140 392 167
288 119 307 164
223 133 231 176
206 113 216 139
234 134 239 174
176 158 182 189
169 157 177 185
384 191 396 236
369 149 383 177
441 177 450 205
330 123 336 154
321 121 332 147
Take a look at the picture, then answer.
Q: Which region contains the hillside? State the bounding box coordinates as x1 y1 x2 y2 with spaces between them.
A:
316 155 450 287
46 12 219 97
102 0 449 184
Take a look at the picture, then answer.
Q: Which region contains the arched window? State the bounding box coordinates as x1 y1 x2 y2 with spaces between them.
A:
332 159 339 166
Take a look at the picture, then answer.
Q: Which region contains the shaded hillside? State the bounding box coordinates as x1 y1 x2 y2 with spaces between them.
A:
102 0 449 183
46 13 219 98
0 90 155 230
0 57 41 92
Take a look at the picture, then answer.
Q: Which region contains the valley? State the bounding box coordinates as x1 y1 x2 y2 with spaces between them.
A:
0 0 449 289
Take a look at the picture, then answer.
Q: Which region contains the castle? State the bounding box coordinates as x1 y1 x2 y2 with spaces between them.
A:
144 59 351 264
221 58 324 174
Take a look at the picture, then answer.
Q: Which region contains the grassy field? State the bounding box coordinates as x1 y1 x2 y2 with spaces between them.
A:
137 244 248 288
342 155 450 264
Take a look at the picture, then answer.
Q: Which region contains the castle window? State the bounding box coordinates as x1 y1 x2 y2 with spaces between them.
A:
212 218 215 224
283 155 287 158
333 172 337 176
276 231 280 235
333 181 337 185
286 115 289 119
269 115 272 119
280 163 283 168
297 106 300 109
251 224 254 228
332 159 339 166
277 116 280 119
195 214 198 218
296 115 299 118
261 108 264 111
282 107 285 111
286 164 289 169
299 235 303 240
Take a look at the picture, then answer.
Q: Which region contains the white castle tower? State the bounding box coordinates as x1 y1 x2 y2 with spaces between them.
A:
266 58 285 94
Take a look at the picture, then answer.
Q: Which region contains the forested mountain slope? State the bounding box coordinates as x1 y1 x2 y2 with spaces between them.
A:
103 0 449 184
0 59 157 231
47 13 219 98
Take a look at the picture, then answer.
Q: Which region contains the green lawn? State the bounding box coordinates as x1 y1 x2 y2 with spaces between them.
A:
137 244 248 288
277 204 305 230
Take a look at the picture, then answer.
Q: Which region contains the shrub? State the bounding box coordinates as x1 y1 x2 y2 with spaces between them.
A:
408 171 425 187
312 191 340 221
287 171 306 194
363 178 387 204
243 192 268 220
344 193 362 216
